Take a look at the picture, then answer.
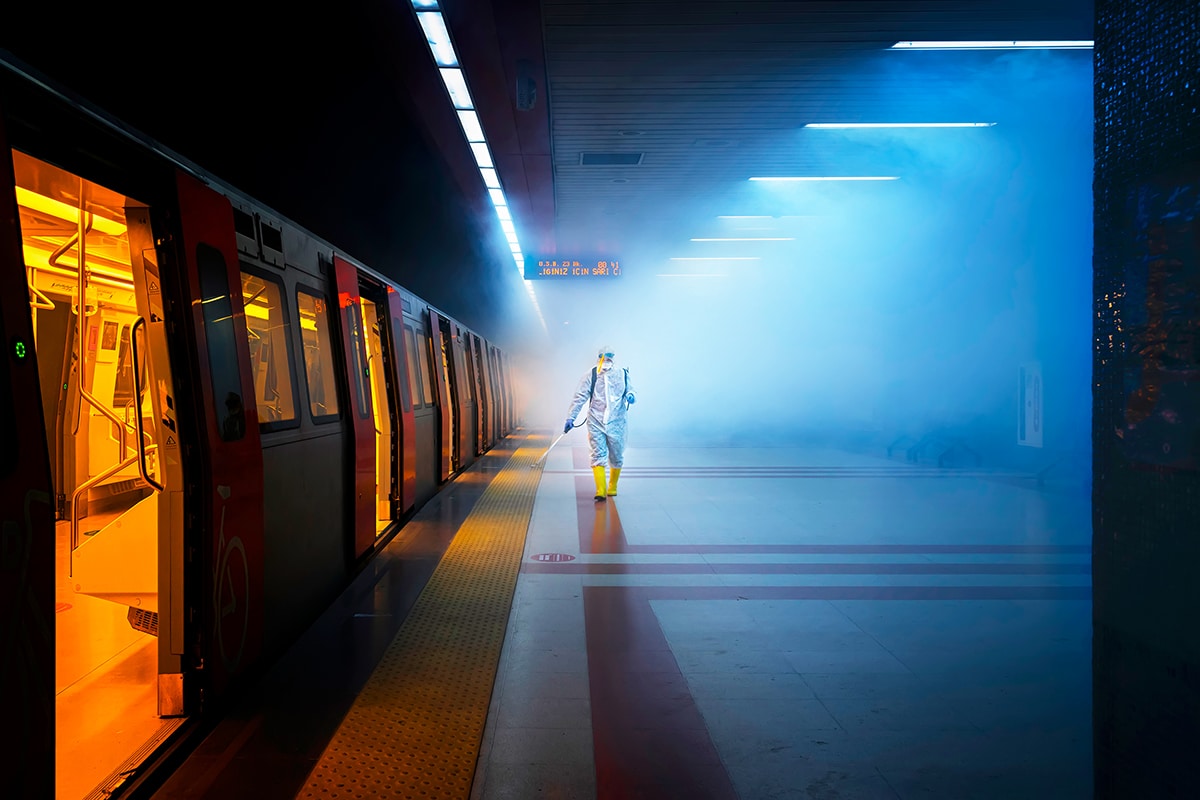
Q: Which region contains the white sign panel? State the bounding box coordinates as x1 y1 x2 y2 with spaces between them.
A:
1018 362 1043 448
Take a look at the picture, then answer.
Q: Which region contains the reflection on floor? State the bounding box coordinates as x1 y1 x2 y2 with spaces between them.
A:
55 520 171 800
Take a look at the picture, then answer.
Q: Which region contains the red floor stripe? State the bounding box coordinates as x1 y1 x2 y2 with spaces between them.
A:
524 561 1091 575
577 475 630 553
622 544 1091 554
593 585 1092 601
584 587 739 800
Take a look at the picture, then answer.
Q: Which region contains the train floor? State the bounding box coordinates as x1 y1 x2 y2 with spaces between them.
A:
56 517 181 800
144 430 1093 800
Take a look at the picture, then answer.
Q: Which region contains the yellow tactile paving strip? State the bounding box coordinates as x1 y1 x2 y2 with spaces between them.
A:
297 433 546 799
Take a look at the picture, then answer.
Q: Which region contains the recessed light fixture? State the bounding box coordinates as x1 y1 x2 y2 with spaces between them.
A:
438 68 474 109
890 40 1093 50
749 176 899 182
804 122 996 129
416 12 458 66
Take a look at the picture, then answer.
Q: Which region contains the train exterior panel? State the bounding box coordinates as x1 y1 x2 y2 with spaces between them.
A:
0 52 520 800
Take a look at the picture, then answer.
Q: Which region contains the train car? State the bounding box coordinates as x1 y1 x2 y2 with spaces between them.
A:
0 52 518 800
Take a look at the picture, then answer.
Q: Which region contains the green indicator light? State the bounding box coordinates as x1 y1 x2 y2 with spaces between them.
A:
14 340 26 359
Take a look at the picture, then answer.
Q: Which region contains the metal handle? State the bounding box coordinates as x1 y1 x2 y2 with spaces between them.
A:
131 316 165 492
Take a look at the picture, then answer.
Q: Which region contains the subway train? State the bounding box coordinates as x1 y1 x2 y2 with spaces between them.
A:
0 52 520 798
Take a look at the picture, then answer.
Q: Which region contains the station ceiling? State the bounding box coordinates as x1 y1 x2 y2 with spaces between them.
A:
417 0 1093 309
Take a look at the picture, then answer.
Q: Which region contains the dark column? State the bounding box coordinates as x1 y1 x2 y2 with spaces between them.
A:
1093 1 1200 797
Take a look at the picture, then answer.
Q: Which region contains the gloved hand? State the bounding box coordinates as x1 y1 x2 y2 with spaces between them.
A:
626 393 636 405
563 419 574 434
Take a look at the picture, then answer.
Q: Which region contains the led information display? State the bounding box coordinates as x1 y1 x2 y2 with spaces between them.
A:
524 255 622 280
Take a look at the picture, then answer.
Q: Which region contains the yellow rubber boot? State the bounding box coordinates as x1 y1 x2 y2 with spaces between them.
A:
592 466 607 501
607 467 621 496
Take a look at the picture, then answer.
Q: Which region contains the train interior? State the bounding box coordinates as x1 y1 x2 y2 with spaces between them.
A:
14 150 180 799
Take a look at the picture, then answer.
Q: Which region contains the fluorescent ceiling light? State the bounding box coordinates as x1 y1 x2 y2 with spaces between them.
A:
457 110 485 142
439 68 474 109
417 12 458 66
495 206 512 221
499 219 515 235
690 237 794 242
669 256 760 261
15 187 126 235
480 168 501 189
512 253 524 266
411 0 439 8
890 40 1093 50
804 122 996 129
504 230 519 244
470 142 493 168
488 188 507 206
749 176 898 181
509 242 522 253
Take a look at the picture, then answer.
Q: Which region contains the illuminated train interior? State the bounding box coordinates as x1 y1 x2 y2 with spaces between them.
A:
15 150 175 798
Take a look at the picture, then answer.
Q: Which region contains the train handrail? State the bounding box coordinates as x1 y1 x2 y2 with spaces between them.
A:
131 316 165 492
69 451 140 574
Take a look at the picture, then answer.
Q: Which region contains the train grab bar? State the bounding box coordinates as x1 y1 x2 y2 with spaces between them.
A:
131 316 165 493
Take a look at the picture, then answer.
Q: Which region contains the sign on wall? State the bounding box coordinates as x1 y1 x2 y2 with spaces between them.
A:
524 255 622 280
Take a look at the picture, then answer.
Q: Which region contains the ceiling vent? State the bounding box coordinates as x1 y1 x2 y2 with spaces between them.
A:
579 152 644 166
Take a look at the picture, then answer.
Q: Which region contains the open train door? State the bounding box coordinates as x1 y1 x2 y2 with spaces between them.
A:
333 255 375 559
175 173 265 700
0 102 56 800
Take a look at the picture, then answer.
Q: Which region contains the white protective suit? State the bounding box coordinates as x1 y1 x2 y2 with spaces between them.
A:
566 361 635 468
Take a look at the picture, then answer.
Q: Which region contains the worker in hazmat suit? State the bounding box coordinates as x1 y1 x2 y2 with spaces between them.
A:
564 347 636 501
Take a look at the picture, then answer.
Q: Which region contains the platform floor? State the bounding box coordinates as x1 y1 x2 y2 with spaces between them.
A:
149 432 1092 800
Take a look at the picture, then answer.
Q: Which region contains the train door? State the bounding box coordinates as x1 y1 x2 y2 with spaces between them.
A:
175 173 267 703
332 256 374 559
8 150 190 797
385 289 416 516
431 310 456 480
404 309 438 504
471 334 490 453
496 349 511 436
489 344 505 438
358 282 398 535
453 323 477 471
0 115 56 800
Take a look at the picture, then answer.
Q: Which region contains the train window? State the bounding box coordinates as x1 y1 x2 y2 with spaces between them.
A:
415 325 435 408
462 337 476 402
240 267 297 429
197 244 247 442
233 208 256 239
344 301 370 419
402 323 422 407
260 223 283 254
296 287 341 422
112 325 135 409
